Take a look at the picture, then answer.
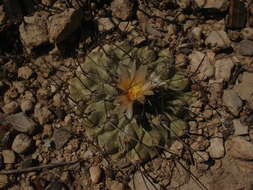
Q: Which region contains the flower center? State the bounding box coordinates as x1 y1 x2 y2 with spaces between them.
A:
127 84 143 100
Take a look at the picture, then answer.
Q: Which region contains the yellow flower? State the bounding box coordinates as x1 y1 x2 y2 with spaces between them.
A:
116 63 161 118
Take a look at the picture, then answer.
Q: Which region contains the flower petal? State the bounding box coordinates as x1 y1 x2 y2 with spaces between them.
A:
132 65 147 86
126 103 133 119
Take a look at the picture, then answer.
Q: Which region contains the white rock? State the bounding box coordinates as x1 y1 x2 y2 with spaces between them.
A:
89 166 102 184
215 57 235 81
233 119 248 136
195 0 228 11
226 136 253 160
207 137 225 159
191 27 202 40
205 30 231 50
222 89 242 116
188 50 215 80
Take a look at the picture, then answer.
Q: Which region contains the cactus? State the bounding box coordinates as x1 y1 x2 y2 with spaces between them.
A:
69 41 193 163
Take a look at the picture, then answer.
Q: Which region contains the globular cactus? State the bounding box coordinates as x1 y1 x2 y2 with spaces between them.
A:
69 41 193 163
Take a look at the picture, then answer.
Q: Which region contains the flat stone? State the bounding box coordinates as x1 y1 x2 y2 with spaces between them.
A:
111 0 134 20
52 128 72 149
2 150 15 164
226 136 253 160
129 171 160 190
188 50 215 80
205 31 231 50
6 112 36 134
233 119 248 136
195 0 228 10
238 40 253 56
89 166 102 184
193 151 209 163
110 181 126 190
207 137 225 159
11 134 32 154
222 89 242 116
48 8 83 43
215 57 235 81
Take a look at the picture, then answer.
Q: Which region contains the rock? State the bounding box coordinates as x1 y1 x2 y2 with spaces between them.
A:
119 21 135 32
89 166 102 184
6 112 36 134
195 0 228 11
226 0 247 29
168 140 184 157
42 124 53 138
52 128 72 149
188 50 215 80
226 136 253 160
193 151 209 163
241 28 253 40
45 181 68 190
205 31 231 50
11 134 32 154
110 181 125 190
234 72 253 108
177 0 190 9
238 40 253 56
0 175 8 189
233 119 248 136
222 89 242 116
207 137 225 159
48 8 83 43
21 99 33 112
13 81 26 94
191 136 210 151
111 0 134 20
18 66 33 79
191 27 202 40
0 5 6 25
215 57 235 81
34 104 53 125
129 171 160 190
2 150 15 164
2 101 19 114
97 17 116 32
19 11 49 51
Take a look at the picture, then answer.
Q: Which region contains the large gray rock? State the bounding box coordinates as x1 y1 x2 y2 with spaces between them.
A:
215 57 235 81
222 89 242 116
19 11 49 51
188 50 215 80
226 136 253 160
6 112 36 134
12 134 32 154
48 8 83 43
207 137 225 159
238 40 253 56
205 31 231 50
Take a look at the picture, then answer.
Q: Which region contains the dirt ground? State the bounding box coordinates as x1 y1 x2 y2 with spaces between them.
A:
1 0 253 190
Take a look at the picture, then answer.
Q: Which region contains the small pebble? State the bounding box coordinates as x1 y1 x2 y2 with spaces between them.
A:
2 101 19 114
18 66 33 79
89 166 102 184
2 150 15 164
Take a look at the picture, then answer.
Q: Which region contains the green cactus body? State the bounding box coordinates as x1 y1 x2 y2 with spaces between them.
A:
69 41 192 163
